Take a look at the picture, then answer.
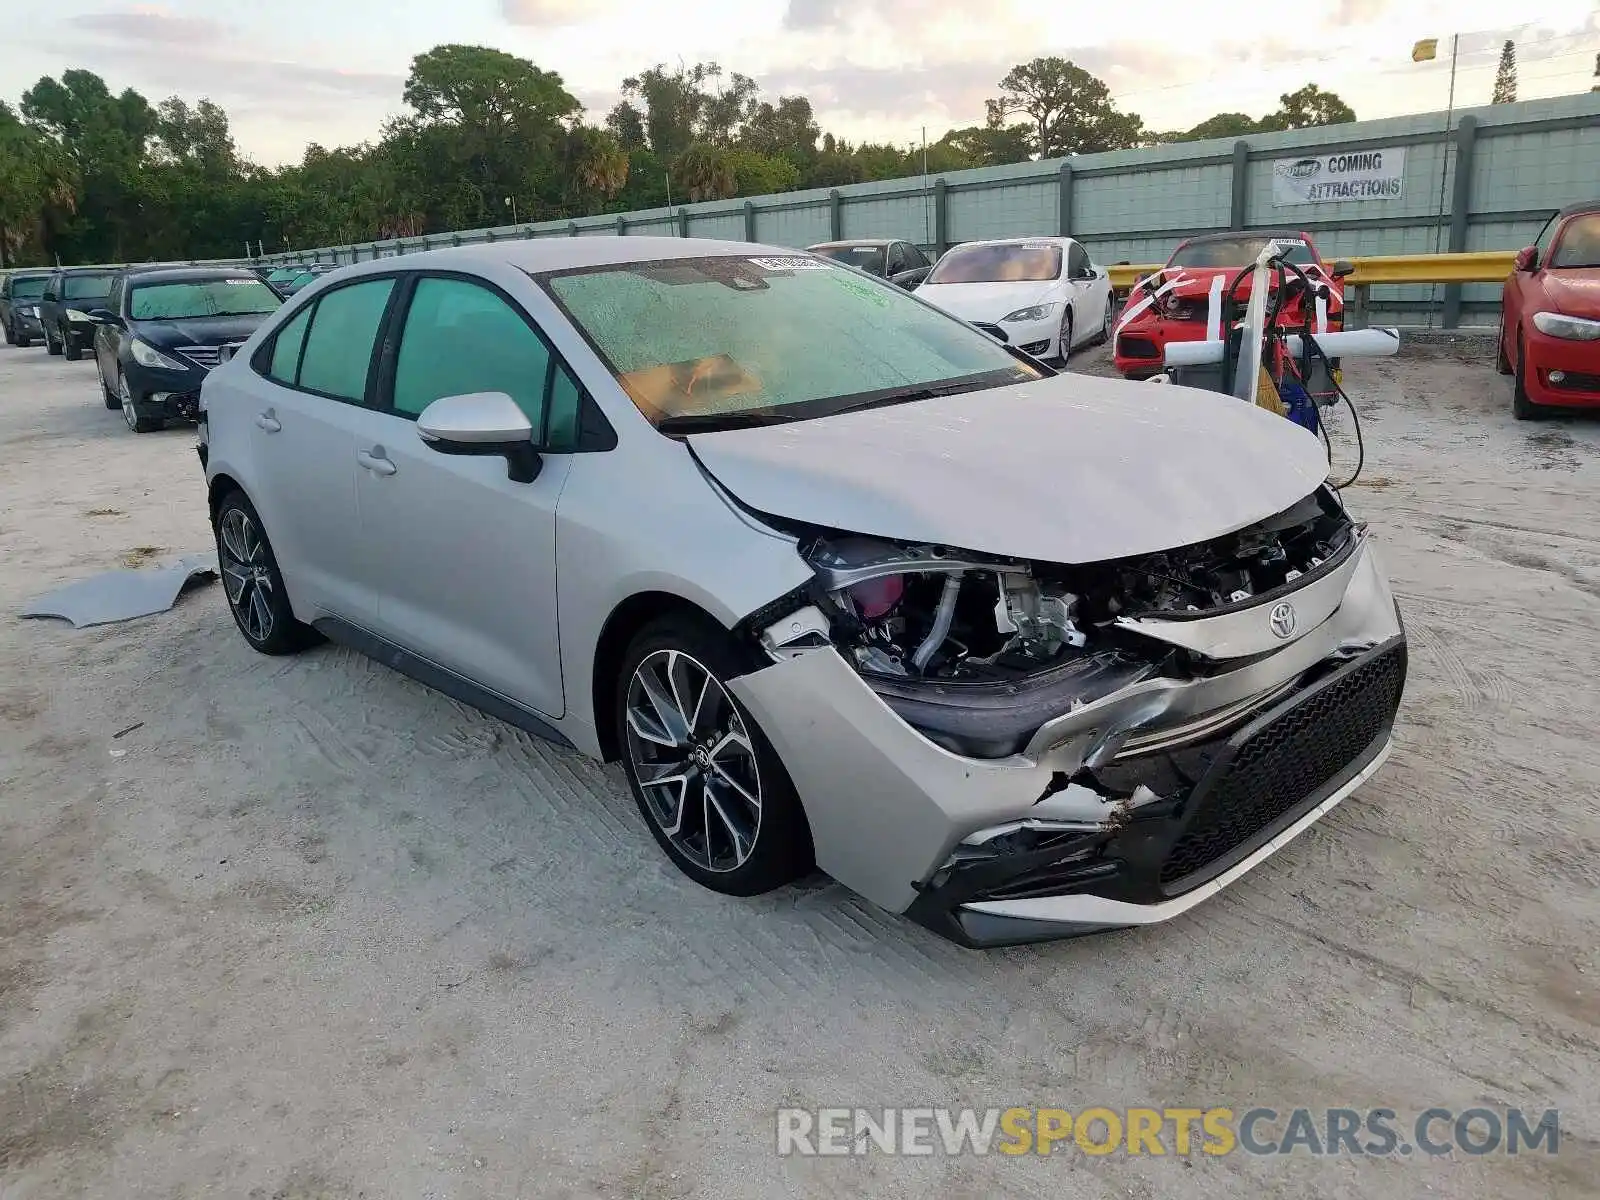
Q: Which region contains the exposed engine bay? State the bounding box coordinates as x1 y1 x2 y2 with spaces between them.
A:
801 487 1354 682
753 487 1357 758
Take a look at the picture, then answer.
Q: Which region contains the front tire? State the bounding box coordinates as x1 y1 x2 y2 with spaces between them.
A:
100 369 120 410
118 372 162 433
2 319 13 346
213 490 320 656
1095 295 1115 345
1495 317 1513 375
1056 309 1074 365
45 325 62 356
616 614 812 896
63 333 82 361
1512 332 1545 422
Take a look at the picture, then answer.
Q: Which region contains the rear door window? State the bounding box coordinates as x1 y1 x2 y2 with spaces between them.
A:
296 279 395 401
266 306 314 385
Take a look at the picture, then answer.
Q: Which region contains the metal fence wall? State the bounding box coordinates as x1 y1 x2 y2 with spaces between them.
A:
261 92 1600 328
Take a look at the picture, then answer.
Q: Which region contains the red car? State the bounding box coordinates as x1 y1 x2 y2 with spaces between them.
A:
1499 201 1600 420
1114 231 1353 379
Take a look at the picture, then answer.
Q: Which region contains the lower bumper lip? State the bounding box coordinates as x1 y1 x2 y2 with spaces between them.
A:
958 737 1392 934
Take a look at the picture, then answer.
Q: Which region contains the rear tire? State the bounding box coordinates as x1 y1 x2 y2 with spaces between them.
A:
615 613 813 896
213 489 320 656
1095 295 1115 345
1512 333 1544 421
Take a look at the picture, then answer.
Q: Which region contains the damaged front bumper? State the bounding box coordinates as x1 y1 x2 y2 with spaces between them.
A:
728 535 1405 948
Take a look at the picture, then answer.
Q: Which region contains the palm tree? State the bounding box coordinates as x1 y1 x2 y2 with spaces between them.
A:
674 142 735 204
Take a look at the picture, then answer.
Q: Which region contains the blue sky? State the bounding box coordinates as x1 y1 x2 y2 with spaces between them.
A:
4 0 1597 166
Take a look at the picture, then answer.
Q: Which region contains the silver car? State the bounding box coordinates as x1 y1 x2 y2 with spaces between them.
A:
197 238 1405 948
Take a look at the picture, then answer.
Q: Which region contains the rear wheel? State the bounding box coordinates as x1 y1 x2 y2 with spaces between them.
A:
616 614 812 896
1096 295 1115 345
214 490 320 655
1512 332 1545 421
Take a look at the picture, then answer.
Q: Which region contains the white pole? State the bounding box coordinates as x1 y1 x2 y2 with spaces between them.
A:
1427 33 1459 328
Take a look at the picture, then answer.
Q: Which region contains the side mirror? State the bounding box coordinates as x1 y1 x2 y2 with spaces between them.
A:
416 391 542 483
1331 260 1356 279
1513 245 1538 272
86 308 122 326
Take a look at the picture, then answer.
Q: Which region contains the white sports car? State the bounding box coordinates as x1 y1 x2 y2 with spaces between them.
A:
915 236 1115 361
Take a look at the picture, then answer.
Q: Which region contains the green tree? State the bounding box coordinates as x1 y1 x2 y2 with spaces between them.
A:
985 57 1144 157
725 148 800 196
937 123 1032 166
674 142 735 202
21 69 155 260
0 102 79 266
563 126 630 214
1492 41 1518 104
1259 84 1356 131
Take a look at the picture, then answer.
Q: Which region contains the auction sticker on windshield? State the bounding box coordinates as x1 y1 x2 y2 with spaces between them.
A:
749 256 833 271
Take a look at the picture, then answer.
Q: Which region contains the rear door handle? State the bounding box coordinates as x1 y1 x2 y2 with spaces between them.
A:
254 410 281 432
357 447 397 476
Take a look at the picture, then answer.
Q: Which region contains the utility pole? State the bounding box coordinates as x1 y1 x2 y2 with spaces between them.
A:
921 126 931 248
1427 33 1459 329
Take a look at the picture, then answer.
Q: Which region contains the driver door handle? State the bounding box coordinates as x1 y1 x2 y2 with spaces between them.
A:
254 410 281 432
357 447 397 476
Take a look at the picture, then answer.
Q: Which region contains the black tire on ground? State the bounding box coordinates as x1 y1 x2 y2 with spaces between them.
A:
213 489 321 656
63 334 82 361
1512 333 1545 421
615 612 813 897
1095 297 1115 345
119 372 163 433
1057 309 1073 365
1495 318 1513 375
100 369 120 410
45 326 62 356
2 320 13 346
14 329 31 348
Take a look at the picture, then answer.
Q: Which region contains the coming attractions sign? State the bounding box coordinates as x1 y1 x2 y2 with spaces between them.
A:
1271 147 1406 206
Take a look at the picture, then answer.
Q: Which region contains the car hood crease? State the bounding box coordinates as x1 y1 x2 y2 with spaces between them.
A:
687 373 1332 565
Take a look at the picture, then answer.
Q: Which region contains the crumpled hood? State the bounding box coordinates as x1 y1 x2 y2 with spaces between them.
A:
1543 270 1600 317
688 373 1332 565
916 281 1056 322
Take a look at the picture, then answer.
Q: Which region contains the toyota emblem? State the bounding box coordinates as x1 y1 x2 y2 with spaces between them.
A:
1268 601 1298 640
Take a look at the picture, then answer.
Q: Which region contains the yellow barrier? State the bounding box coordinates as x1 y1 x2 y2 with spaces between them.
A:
1107 250 1517 293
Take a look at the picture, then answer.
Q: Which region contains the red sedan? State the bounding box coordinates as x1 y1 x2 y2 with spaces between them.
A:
1499 201 1600 419
1114 231 1352 380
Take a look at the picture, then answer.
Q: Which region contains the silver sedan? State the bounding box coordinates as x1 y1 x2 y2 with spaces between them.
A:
196 237 1405 948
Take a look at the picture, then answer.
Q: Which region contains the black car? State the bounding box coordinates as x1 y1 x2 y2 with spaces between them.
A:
91 266 283 433
1 270 52 347
39 267 121 359
806 239 935 289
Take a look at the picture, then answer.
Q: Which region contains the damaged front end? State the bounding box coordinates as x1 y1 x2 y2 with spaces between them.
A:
729 487 1405 948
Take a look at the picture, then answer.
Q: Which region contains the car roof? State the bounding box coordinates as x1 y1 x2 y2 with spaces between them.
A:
946 237 1071 248
808 239 895 249
1177 229 1313 245
125 266 262 284
326 236 823 278
1556 200 1600 218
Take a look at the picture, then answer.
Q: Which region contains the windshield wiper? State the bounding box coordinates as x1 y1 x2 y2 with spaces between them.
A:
825 373 1017 416
656 410 797 435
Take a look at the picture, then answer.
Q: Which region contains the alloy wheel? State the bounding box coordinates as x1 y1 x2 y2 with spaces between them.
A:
118 375 137 432
1058 308 1073 364
218 507 275 643
624 648 762 873
1102 297 1115 340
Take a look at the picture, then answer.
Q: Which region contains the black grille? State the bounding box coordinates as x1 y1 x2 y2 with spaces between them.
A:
972 322 1008 343
1118 335 1159 359
1159 646 1405 889
177 345 224 369
1549 370 1600 393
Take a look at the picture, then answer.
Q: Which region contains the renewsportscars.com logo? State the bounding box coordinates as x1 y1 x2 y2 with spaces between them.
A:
776 1106 1561 1158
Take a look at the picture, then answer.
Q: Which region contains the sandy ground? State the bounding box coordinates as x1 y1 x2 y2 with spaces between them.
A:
1 336 1597 1200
